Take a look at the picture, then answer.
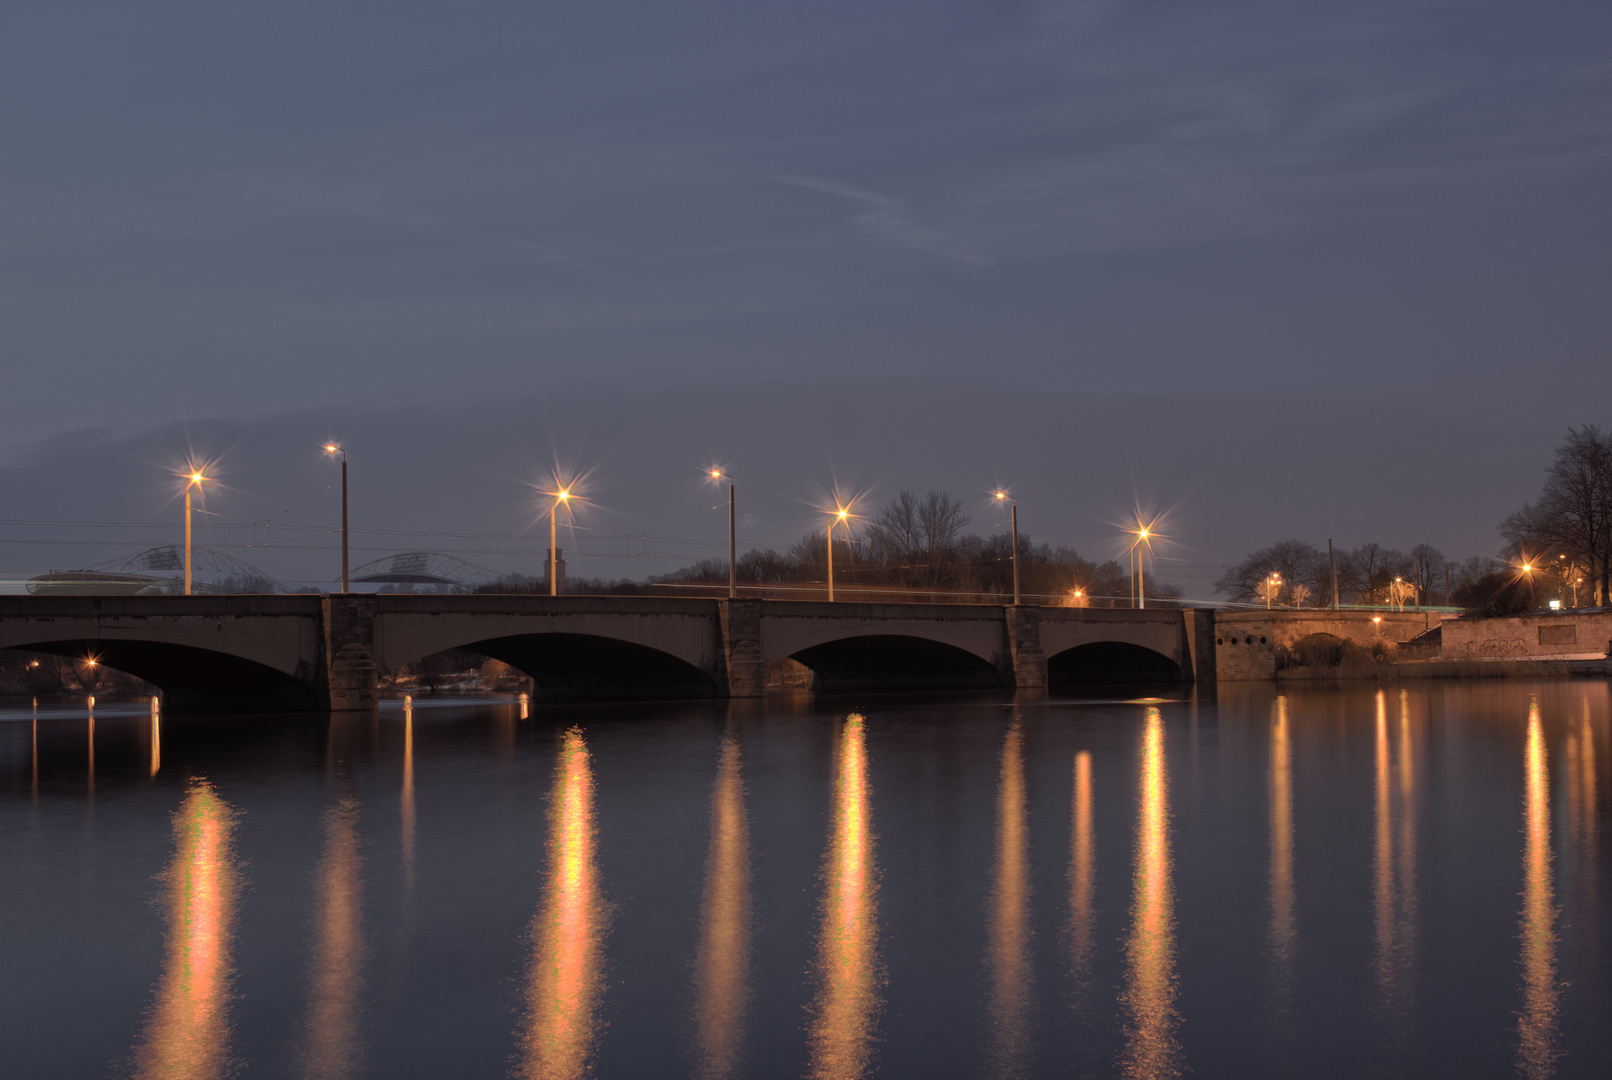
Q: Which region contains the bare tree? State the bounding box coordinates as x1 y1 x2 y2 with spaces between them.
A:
917 491 969 587
1212 539 1323 604
866 491 924 586
1347 542 1410 605
1409 544 1447 604
1501 424 1612 606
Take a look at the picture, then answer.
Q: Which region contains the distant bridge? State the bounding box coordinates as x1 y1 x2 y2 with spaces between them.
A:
0 595 1441 714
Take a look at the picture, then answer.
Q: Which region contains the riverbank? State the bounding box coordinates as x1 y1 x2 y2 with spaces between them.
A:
1277 656 1610 682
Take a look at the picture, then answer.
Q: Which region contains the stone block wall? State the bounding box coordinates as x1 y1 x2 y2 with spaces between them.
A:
1212 610 1441 681
1440 611 1612 660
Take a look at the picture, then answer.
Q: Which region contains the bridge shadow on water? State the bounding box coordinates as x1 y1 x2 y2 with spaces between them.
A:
1047 641 1185 687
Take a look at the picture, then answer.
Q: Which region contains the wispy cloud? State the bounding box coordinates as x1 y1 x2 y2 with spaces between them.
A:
777 175 988 267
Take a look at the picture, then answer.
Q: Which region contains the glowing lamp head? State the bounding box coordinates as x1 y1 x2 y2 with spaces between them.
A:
324 444 339 454
189 470 204 485
994 491 1007 501
86 658 97 668
557 489 571 502
836 508 848 520
710 469 722 479
1523 563 1533 573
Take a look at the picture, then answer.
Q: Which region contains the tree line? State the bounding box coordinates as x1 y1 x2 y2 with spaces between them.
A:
1216 425 1612 613
1212 538 1496 608
475 489 1181 604
651 490 1179 604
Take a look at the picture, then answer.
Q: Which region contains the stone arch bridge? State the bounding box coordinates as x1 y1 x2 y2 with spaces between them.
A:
0 595 1437 713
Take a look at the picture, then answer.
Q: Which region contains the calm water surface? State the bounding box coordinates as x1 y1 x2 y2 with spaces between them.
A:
2 682 1608 1078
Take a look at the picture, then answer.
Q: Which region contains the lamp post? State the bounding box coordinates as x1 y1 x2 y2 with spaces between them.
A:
549 486 571 596
827 506 848 602
1266 572 1281 610
183 468 206 595
1128 524 1154 609
712 469 735 599
994 491 1020 605
324 445 348 593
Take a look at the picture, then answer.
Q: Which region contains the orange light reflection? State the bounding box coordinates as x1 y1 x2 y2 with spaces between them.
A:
1068 750 1096 1011
806 714 881 1080
1269 696 1295 1014
401 701 415 888
299 793 364 1079
986 723 1033 1077
133 781 241 1080
1516 704 1560 1079
516 728 606 1080
693 734 752 1080
1119 707 1181 1079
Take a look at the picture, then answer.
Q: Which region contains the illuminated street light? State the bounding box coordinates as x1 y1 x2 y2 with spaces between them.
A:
995 490 1020 605
1128 521 1157 609
549 485 572 597
1266 572 1282 610
826 506 850 602
711 468 736 599
183 467 207 595
324 444 349 593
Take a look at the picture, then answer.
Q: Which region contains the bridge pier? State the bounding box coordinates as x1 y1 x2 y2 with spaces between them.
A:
322 595 379 712
718 599 767 697
1005 605 1048 689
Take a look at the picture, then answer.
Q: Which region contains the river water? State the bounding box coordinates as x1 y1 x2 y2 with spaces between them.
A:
2 681 1608 1079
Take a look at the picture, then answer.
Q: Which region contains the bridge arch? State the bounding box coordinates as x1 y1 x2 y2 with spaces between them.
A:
786 634 1007 694
1047 641 1184 685
443 633 720 702
9 638 321 713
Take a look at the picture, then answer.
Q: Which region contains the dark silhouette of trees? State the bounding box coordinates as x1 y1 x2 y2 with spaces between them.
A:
1212 539 1324 605
1501 424 1612 607
1217 539 1451 607
1452 572 1535 617
638 489 1179 604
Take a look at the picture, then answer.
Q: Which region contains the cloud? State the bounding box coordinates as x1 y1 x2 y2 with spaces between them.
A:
777 175 989 268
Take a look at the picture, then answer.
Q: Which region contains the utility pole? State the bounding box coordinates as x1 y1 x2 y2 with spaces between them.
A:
1328 539 1339 609
1010 504 1020 605
340 456 349 594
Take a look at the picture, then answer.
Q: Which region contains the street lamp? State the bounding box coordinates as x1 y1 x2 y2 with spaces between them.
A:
549 485 572 597
1266 572 1282 610
324 445 348 593
711 468 736 599
994 491 1020 605
1129 524 1155 609
183 467 207 595
827 505 850 602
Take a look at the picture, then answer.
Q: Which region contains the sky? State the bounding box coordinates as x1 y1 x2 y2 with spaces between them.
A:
2 1 1609 598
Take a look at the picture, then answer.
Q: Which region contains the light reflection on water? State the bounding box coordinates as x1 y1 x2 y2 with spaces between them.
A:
1267 695 1295 1025
806 713 881 1080
516 727 606 1080
1119 706 1181 1080
985 722 1033 1079
132 781 241 1080
1516 702 1560 1080
4 683 1612 1078
299 793 365 1080
1371 689 1418 1052
692 732 751 1080
400 700 415 889
1066 749 1096 1013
